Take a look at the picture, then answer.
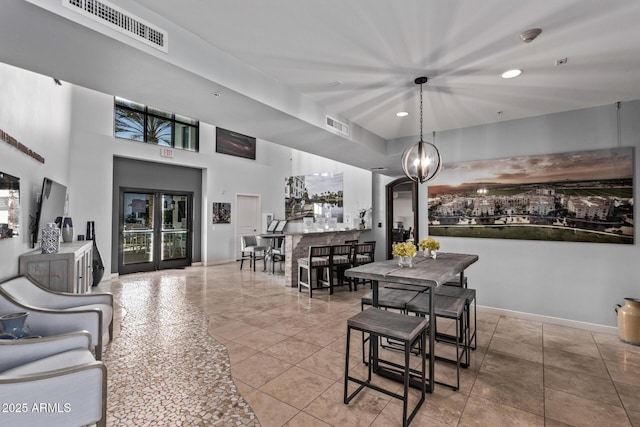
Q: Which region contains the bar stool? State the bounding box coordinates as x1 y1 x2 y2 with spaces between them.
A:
351 242 375 290
436 285 477 351
297 245 331 298
405 293 467 391
329 244 354 292
344 307 427 427
360 288 420 362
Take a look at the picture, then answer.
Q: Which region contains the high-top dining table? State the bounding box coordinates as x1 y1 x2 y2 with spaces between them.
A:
345 252 479 393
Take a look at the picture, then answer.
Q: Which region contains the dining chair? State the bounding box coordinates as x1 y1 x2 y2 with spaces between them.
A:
240 235 267 271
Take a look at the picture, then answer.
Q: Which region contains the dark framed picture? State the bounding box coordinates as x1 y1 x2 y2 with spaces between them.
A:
212 202 231 224
216 127 256 160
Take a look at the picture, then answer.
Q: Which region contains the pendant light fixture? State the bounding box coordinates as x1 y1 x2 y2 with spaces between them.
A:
401 77 442 183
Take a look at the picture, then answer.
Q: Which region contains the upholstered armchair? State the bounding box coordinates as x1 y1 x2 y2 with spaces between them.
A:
0 331 107 427
0 275 113 360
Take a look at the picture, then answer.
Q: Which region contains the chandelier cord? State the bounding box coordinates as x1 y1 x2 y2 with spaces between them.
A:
419 82 424 142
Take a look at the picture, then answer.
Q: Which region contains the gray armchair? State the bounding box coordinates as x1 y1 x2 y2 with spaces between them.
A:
0 275 113 360
0 331 107 427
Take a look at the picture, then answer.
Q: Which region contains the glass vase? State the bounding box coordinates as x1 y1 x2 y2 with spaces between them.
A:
398 256 413 268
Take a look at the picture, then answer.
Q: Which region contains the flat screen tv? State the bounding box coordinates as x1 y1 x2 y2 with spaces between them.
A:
216 127 256 160
32 177 67 247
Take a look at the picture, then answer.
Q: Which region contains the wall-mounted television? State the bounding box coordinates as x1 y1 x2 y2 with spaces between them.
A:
32 177 67 247
0 171 20 239
216 127 256 160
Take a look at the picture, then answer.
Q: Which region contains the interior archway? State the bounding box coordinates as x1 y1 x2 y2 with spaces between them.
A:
385 177 419 259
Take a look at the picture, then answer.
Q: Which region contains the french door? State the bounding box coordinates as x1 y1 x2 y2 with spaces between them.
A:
118 189 192 274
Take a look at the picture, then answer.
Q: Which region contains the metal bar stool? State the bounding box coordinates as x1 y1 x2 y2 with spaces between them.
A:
360 288 420 363
436 285 477 351
344 307 428 427
406 293 468 391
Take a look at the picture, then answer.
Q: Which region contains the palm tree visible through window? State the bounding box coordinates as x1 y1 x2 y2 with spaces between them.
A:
115 108 171 146
114 97 198 151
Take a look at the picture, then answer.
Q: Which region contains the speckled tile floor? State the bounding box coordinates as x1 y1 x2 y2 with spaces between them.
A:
96 264 640 426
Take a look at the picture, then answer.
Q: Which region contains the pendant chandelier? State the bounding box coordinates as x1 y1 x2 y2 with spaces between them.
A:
401 77 442 183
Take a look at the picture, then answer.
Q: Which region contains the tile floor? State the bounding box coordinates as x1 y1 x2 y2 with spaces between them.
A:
97 264 640 427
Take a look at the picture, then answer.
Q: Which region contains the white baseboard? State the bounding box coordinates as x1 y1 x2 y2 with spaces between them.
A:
478 305 617 335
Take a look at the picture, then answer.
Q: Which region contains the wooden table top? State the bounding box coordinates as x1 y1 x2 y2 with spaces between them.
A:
345 252 479 287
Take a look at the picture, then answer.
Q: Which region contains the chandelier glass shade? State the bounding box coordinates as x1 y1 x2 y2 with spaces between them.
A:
401 77 442 183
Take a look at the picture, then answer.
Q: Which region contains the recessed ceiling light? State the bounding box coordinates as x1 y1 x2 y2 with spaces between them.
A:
396 111 409 117
501 69 522 79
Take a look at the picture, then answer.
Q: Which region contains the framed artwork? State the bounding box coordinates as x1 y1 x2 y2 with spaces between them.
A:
212 202 231 224
428 147 633 244
216 127 256 160
285 172 343 222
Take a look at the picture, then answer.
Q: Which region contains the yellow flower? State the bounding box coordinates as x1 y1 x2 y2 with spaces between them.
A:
392 242 417 258
418 237 440 251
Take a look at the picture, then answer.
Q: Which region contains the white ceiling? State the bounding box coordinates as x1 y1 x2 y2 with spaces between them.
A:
2 0 640 176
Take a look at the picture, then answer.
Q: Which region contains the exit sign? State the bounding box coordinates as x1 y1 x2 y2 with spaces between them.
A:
160 148 174 158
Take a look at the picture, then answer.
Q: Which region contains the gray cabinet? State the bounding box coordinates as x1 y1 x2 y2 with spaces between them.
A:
19 241 93 293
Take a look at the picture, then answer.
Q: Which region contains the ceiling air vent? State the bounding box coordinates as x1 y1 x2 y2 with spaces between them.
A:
63 0 168 53
326 116 350 137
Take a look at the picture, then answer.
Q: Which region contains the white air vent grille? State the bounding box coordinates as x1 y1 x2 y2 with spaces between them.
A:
63 0 168 53
326 116 350 137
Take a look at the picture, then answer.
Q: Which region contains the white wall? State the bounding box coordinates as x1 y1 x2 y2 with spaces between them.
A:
0 63 73 279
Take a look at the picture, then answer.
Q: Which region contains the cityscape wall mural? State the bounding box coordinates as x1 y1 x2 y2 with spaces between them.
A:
285 173 343 222
427 147 634 244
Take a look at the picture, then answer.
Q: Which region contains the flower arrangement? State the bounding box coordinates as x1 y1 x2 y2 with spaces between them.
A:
392 241 417 258
418 237 440 251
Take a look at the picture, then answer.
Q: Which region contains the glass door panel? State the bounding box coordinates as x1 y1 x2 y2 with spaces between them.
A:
161 194 188 261
122 192 155 266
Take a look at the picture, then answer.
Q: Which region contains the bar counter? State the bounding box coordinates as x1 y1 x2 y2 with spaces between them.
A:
283 229 366 287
